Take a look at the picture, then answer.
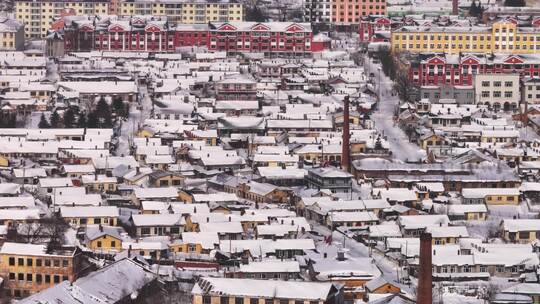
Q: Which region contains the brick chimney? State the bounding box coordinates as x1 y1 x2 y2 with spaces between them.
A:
452 0 459 15
341 95 351 172
417 233 433 304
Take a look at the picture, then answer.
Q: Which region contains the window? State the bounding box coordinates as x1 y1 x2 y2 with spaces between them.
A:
97 241 102 248
111 241 116 248
203 296 212 304
493 91 501 98
251 299 259 304
9 257 15 266
481 81 489 87
481 91 490 98
494 81 501 87
18 273 24 281
18 258 24 266
36 259 42 267
504 81 513 87
26 273 32 282
9 273 15 280
45 259 51 267
504 91 513 98
235 297 244 304
27 258 33 266
53 259 60 267
54 275 60 283
221 297 229 304
36 274 42 283
45 275 51 283
519 231 530 239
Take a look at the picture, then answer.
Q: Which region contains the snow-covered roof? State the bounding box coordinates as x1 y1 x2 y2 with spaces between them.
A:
239 260 300 273
398 215 450 230
503 219 540 232
131 213 185 227
133 187 178 199
462 188 520 198
60 206 119 218
181 232 219 249
193 277 335 300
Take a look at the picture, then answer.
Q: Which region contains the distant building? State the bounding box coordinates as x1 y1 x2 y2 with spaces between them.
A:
15 0 109 38
474 74 520 110
331 0 387 28
118 0 243 24
306 167 353 193
392 21 540 54
0 17 25 51
303 0 332 24
0 242 83 298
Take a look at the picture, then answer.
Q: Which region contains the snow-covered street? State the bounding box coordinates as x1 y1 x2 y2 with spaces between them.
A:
365 56 426 162
116 78 153 156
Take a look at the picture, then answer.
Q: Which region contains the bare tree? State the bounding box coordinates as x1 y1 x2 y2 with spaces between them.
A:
393 71 414 103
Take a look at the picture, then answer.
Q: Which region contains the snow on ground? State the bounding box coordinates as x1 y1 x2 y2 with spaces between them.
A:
116 79 152 156
364 56 426 162
309 220 412 294
442 292 484 304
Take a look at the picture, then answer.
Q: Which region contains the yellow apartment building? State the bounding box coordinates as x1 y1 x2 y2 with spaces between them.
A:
0 242 83 298
119 0 244 24
392 21 540 54
0 18 25 51
15 0 109 38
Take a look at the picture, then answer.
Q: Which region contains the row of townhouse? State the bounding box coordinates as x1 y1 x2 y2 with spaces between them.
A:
58 17 327 57
15 0 243 38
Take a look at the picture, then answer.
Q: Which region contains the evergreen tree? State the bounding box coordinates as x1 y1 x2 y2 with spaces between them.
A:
95 97 113 127
63 108 76 128
245 6 267 22
8 114 16 128
112 98 126 118
38 113 50 129
87 112 98 128
469 0 478 16
77 113 87 128
50 110 60 128
504 0 525 7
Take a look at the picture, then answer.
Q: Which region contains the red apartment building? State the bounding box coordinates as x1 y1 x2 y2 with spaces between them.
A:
358 15 393 43
408 53 540 86
61 17 325 57
207 22 315 57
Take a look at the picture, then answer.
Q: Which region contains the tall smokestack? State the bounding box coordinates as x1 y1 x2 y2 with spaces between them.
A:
341 96 350 172
452 0 459 15
417 233 433 304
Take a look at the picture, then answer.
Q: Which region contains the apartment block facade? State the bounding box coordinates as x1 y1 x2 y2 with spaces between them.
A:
15 0 242 38
0 242 83 298
408 53 540 87
62 19 319 57
0 18 25 51
15 0 109 38
474 74 520 110
392 21 540 54
331 0 387 26
118 0 243 24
